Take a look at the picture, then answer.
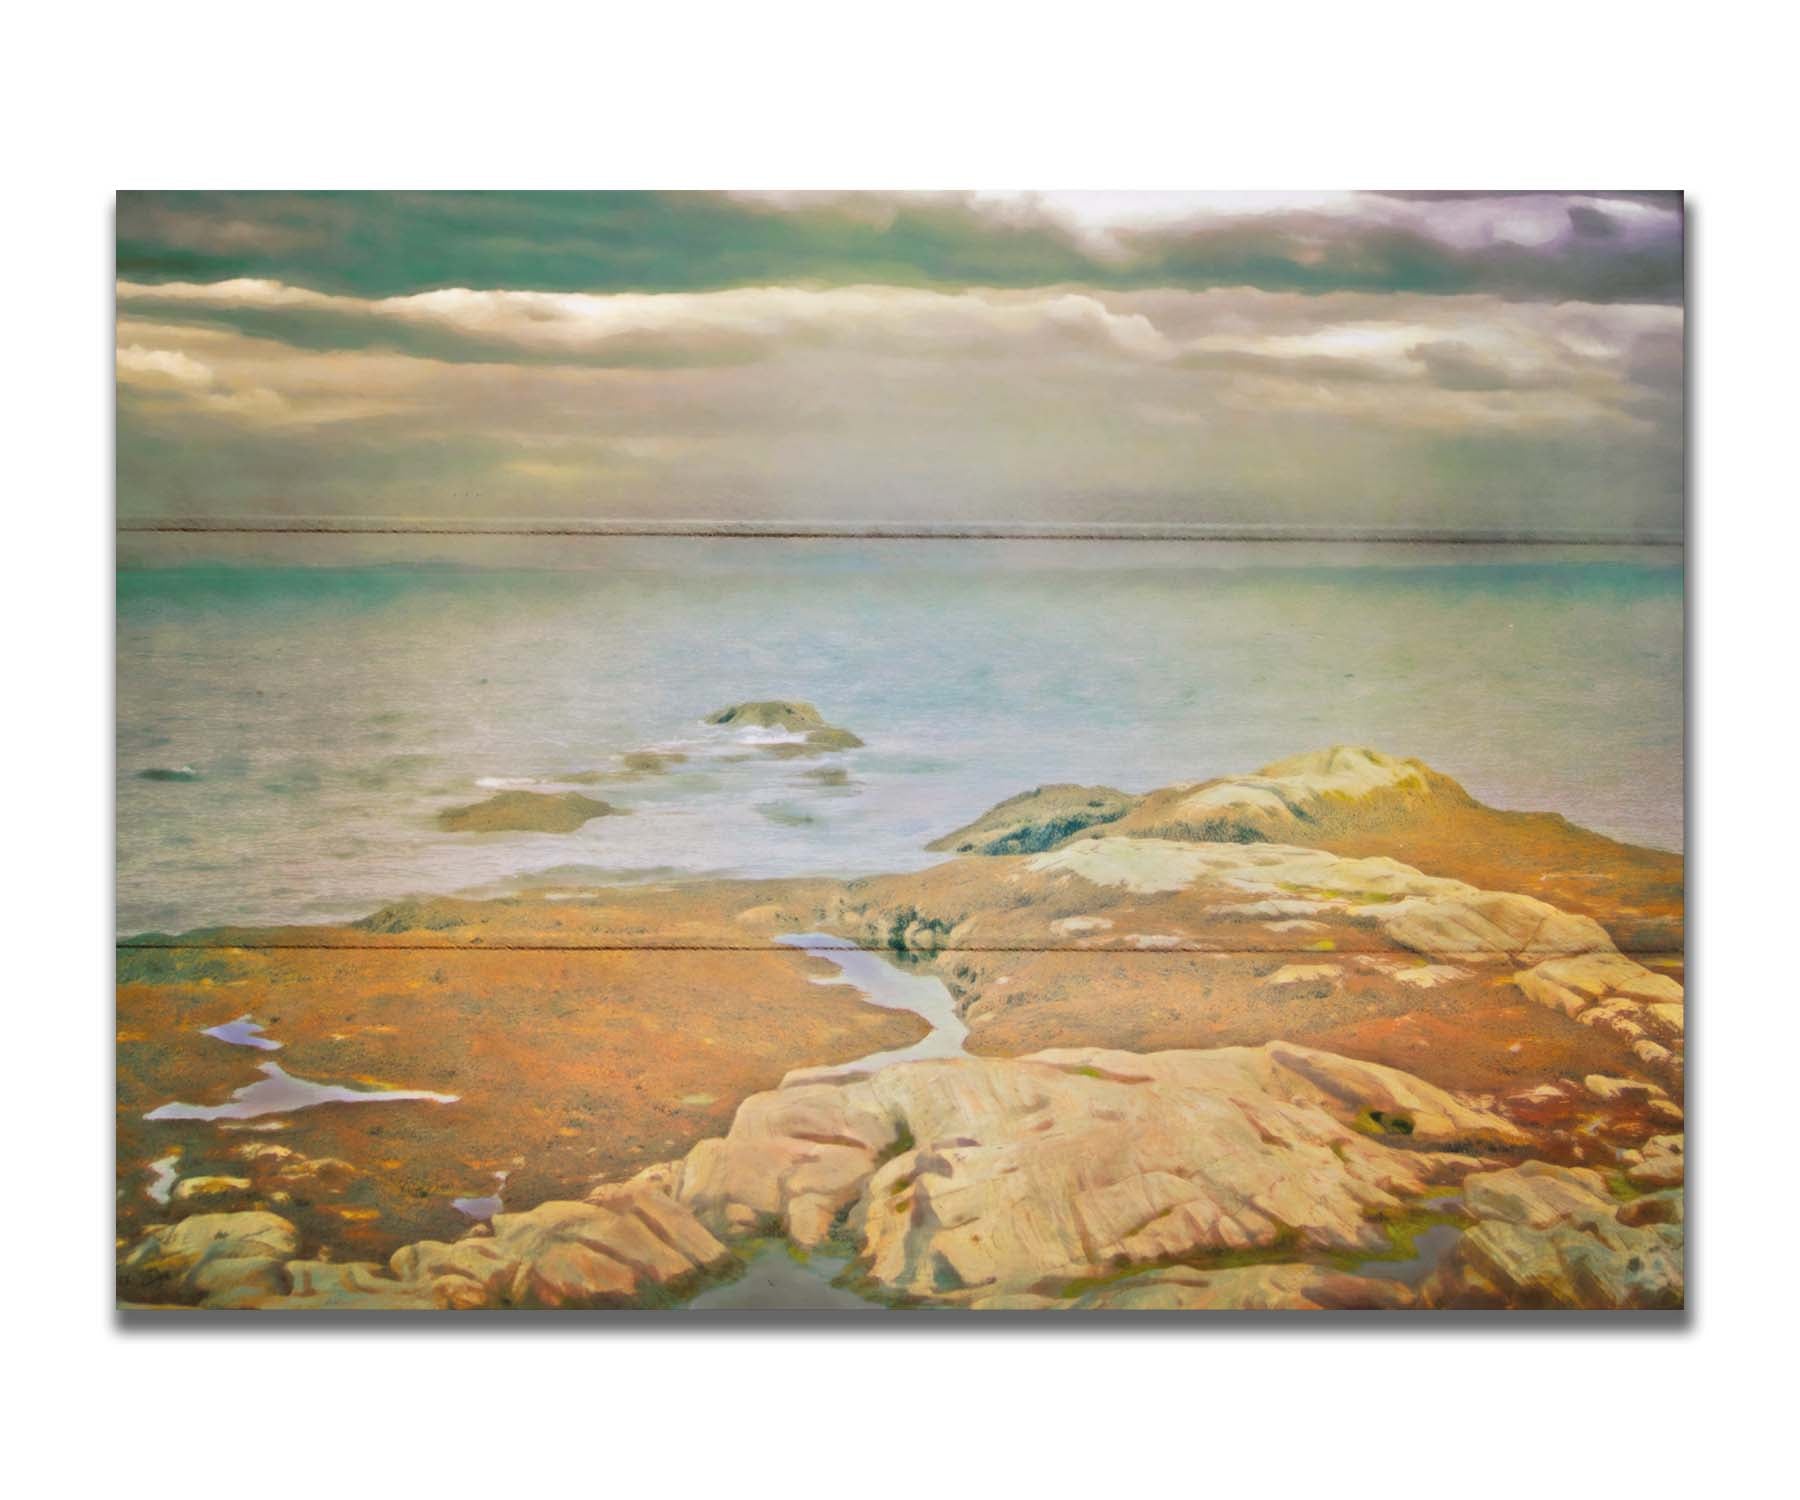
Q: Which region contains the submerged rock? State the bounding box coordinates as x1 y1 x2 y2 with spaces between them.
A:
436 790 619 834
136 765 201 782
619 750 687 774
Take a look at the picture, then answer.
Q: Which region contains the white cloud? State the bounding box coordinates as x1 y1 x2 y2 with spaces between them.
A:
116 344 215 388
115 279 1681 533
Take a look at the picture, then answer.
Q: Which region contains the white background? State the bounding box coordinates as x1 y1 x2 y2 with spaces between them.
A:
5 3 1794 1493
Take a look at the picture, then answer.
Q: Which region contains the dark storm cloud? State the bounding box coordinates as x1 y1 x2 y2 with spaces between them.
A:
117 190 1683 304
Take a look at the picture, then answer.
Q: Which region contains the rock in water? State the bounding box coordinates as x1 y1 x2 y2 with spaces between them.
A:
436 790 619 834
705 701 865 751
927 784 1141 855
706 700 827 731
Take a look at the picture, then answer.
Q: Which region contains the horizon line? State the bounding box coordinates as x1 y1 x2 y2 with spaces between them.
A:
118 517 1685 547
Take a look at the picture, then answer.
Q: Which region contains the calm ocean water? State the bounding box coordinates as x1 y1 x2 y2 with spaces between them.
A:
115 541 1683 936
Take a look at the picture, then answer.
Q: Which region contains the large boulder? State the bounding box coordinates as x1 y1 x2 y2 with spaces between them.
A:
1424 1161 1683 1309
1107 747 1448 845
120 1211 300 1307
648 1042 1525 1304
942 746 1684 951
386 1190 731 1309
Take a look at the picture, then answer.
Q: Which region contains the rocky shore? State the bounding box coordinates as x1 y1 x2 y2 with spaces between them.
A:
118 745 1683 1311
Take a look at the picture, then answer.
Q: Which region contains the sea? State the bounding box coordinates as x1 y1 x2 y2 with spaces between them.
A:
116 539 1683 936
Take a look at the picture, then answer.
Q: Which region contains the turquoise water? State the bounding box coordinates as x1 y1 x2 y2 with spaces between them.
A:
116 541 1682 935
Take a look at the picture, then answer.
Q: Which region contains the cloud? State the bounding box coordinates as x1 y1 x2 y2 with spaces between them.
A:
1407 340 1519 392
116 278 1674 412
111 194 1683 540
117 190 1683 303
115 279 1174 368
116 344 214 388
114 282 1681 537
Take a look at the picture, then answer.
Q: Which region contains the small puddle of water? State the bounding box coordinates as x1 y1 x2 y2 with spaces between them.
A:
777 933 968 1075
145 1154 180 1204
452 1171 509 1222
202 1015 282 1050
145 1062 459 1122
1356 1196 1466 1286
687 1244 884 1311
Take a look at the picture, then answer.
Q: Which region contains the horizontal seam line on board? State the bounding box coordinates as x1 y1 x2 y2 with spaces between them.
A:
116 520 1685 546
114 941 1685 956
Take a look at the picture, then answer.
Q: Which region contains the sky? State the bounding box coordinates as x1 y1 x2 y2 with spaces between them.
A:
115 191 1683 539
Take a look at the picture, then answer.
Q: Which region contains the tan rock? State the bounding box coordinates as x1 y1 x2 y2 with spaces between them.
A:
382 1186 732 1309
120 1211 301 1305
1427 1162 1682 1309
1265 963 1340 986
1515 953 1685 1083
1027 837 1612 961
120 1182 732 1310
1583 1074 1657 1104
1627 1134 1685 1189
653 1042 1523 1303
171 1175 254 1203
1106 747 1437 846
1462 1160 1612 1230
